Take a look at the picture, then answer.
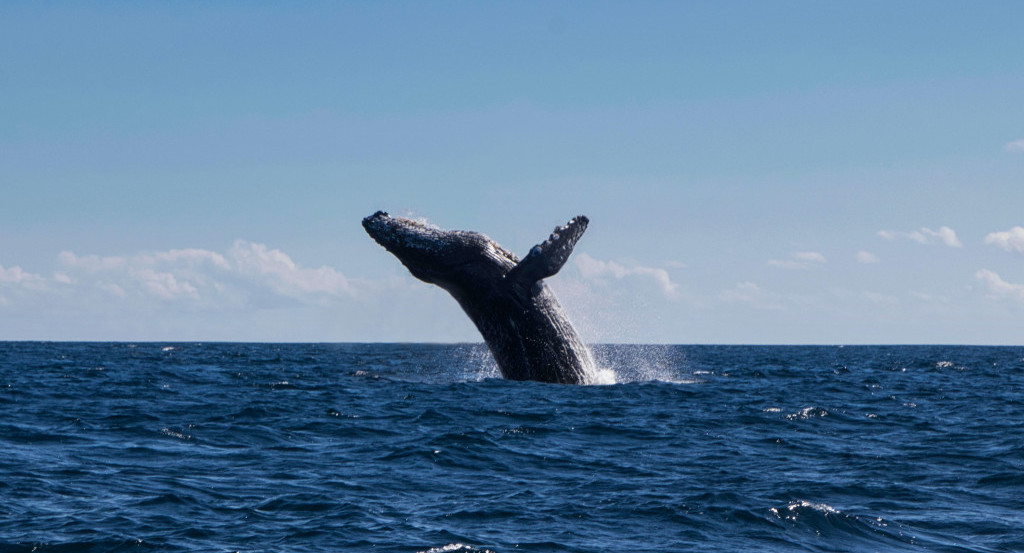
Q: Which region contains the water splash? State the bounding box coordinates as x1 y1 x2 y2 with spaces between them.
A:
454 344 501 382
589 344 694 384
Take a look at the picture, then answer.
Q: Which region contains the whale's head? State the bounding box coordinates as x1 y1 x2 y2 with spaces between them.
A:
362 211 517 289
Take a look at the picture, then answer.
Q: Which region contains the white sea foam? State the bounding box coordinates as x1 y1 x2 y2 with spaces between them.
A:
771 500 840 520
787 406 829 420
419 544 494 553
160 427 191 441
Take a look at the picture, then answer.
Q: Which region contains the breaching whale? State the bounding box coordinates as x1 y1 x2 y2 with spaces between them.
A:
362 211 596 384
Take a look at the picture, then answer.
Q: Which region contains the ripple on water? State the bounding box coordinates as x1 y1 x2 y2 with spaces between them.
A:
2 343 1023 553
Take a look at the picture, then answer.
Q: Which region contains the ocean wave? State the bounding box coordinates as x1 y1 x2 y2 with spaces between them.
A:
3 343 1023 552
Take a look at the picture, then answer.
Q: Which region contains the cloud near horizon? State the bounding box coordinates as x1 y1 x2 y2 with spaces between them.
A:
975 269 1024 302
1004 139 1024 153
574 252 679 298
719 281 783 310
2 241 359 309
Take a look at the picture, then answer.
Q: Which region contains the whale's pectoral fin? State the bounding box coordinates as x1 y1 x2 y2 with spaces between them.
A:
507 215 589 294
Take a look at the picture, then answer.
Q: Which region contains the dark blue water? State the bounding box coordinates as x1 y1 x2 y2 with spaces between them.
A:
2 343 1023 553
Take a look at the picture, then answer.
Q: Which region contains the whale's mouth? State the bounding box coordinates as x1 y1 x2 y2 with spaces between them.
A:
361 211 392 243
362 210 463 278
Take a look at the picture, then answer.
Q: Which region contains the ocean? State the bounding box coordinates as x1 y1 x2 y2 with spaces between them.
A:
1 342 1022 553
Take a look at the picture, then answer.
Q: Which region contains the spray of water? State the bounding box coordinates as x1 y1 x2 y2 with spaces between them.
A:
550 278 691 385
454 343 501 382
587 343 693 384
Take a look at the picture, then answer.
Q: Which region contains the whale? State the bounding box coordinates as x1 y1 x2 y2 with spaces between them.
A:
362 211 596 384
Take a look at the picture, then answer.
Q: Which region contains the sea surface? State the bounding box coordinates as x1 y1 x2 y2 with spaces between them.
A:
1 342 1023 553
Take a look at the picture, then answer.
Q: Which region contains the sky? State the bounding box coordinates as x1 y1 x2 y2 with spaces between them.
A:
2 2 1024 344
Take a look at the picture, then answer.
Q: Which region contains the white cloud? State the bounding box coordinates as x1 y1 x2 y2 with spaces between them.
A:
49 241 358 306
910 291 949 304
794 251 826 263
144 248 231 270
1004 139 1024 153
1 265 38 283
229 240 353 298
58 248 219 303
906 230 929 244
0 242 455 341
975 269 1024 302
0 264 47 291
574 252 679 298
130 268 200 301
768 251 827 270
719 281 783 310
856 251 880 264
99 282 127 298
719 281 760 302
925 227 962 247
984 226 1024 253
878 226 961 248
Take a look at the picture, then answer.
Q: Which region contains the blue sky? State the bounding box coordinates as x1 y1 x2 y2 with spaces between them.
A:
2 2 1023 343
